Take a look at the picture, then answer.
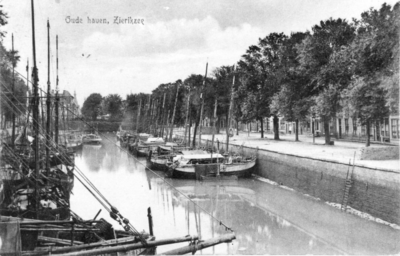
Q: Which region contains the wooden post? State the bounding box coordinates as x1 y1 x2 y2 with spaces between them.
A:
163 233 236 255
25 235 199 256
147 207 154 236
70 223 75 246
93 209 102 220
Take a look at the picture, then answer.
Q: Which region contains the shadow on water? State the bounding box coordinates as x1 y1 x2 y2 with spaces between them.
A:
71 134 400 255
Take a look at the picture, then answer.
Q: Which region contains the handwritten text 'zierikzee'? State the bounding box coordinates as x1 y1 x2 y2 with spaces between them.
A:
65 16 145 25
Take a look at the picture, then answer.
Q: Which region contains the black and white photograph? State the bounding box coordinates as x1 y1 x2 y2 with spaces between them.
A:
0 0 399 255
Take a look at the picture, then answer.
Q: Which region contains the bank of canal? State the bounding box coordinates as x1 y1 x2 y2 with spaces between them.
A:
70 136 400 255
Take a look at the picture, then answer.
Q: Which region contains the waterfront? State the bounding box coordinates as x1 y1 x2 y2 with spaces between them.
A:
71 136 400 255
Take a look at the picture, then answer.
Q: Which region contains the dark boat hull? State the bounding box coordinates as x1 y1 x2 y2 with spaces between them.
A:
171 168 253 179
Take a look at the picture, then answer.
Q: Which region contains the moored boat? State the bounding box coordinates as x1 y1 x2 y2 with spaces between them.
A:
167 151 256 179
82 133 102 144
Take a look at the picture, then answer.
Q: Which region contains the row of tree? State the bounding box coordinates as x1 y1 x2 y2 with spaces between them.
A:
81 3 398 147
81 93 123 121
0 7 29 130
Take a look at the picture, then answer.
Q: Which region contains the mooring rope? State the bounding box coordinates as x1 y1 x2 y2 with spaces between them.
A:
5 70 235 233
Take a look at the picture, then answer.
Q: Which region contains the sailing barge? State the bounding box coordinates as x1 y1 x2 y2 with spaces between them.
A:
0 2 236 254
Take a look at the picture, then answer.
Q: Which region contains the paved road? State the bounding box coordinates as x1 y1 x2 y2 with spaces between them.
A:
176 130 400 172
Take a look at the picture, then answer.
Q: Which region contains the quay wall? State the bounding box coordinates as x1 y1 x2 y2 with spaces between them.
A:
196 138 400 225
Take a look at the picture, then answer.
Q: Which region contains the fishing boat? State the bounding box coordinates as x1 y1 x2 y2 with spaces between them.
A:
140 137 165 146
167 151 256 179
147 143 191 171
64 131 83 152
82 133 102 145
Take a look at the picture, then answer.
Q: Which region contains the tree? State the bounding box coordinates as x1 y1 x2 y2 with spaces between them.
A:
270 32 310 141
0 5 8 40
342 3 399 146
212 66 236 134
182 74 205 147
297 18 355 144
103 94 122 120
0 41 27 129
238 33 287 139
81 93 102 120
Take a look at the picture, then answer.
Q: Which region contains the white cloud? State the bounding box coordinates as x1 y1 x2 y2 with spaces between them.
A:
72 16 262 101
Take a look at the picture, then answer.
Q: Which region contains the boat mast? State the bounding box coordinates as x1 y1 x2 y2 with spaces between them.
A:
183 87 191 146
147 95 151 133
46 20 51 173
55 35 59 145
169 82 179 141
211 97 217 152
11 34 16 149
198 62 208 147
160 93 166 137
31 0 40 218
226 64 236 153
26 59 29 110
135 98 141 135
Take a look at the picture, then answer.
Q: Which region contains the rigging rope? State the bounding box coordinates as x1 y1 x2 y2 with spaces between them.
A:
2 69 235 233
1 87 147 239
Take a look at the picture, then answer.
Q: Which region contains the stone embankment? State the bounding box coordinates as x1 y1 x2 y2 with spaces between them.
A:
182 131 400 226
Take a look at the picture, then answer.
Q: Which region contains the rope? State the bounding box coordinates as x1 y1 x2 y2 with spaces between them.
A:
1 87 147 240
3 70 235 233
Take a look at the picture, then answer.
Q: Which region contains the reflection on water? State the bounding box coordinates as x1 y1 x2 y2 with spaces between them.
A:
71 135 400 255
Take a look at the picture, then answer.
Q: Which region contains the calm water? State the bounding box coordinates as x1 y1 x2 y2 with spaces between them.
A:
70 135 400 255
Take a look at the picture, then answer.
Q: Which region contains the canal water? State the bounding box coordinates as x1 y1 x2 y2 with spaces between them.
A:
71 136 400 255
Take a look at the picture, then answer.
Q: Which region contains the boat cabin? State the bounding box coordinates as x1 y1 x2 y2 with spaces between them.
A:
173 153 225 165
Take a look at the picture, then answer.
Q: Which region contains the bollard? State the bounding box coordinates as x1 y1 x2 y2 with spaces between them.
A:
147 207 154 236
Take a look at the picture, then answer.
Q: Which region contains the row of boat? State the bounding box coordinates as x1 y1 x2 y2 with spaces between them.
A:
118 131 257 180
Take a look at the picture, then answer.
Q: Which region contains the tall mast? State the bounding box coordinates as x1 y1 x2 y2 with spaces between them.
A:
169 82 179 141
31 0 40 218
183 87 191 146
226 64 236 153
55 35 59 145
136 98 141 134
46 20 51 173
198 62 208 146
26 59 29 110
211 98 218 151
160 93 166 137
11 34 15 149
153 99 158 135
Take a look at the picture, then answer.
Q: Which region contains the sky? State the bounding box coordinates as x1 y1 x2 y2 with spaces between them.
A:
2 0 398 106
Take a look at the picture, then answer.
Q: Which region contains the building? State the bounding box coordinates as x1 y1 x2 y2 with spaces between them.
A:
60 90 80 120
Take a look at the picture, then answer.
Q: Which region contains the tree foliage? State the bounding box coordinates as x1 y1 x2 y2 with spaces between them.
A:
81 93 102 120
103 94 122 120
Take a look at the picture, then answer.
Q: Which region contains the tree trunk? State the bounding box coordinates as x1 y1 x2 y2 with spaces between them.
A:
236 119 239 135
366 120 371 147
260 117 264 138
324 120 331 144
295 119 299 141
273 115 279 140
332 114 338 139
